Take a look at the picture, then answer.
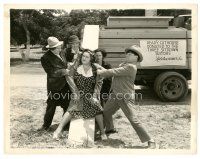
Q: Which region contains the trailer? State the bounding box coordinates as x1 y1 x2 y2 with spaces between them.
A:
82 16 191 102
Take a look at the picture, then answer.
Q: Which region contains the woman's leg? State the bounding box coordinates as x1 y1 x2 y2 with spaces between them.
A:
95 114 107 140
53 112 72 138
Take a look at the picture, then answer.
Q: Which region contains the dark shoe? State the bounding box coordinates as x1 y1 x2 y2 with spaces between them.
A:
148 141 158 149
37 126 49 132
105 129 118 135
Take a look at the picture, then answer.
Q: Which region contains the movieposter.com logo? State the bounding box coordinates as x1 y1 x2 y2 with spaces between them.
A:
47 91 143 102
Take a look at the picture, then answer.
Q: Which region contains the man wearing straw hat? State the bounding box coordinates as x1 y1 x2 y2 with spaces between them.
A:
38 36 78 131
97 45 157 149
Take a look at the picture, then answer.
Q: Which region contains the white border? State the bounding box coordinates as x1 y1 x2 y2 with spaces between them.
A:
1 0 199 159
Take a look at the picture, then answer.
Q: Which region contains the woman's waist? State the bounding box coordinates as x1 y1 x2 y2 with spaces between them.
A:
78 90 94 95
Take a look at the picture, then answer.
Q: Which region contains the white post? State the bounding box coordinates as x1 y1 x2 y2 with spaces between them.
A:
68 118 95 147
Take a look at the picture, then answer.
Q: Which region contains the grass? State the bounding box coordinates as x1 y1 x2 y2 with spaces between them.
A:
10 86 191 149
9 47 192 150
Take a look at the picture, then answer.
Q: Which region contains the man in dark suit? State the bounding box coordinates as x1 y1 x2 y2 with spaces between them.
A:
64 35 82 63
38 36 77 131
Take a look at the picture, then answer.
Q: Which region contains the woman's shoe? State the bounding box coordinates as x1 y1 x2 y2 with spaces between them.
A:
101 134 108 140
148 141 159 149
53 131 62 140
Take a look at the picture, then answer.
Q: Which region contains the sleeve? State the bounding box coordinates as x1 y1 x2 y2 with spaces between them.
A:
64 52 82 94
98 64 136 78
105 63 112 69
94 63 105 70
68 52 82 76
41 56 69 77
91 64 104 100
93 75 103 100
65 75 79 94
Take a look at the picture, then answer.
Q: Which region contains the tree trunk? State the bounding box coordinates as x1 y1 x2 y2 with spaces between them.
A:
24 28 31 61
20 11 32 62
20 23 31 62
19 48 26 62
16 45 24 61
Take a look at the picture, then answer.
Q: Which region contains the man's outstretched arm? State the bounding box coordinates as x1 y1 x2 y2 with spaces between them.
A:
97 64 136 78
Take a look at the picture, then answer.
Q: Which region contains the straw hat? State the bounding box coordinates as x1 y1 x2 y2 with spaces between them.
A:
125 45 143 62
46 37 63 48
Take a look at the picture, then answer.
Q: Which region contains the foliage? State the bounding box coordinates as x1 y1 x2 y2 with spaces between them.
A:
157 9 191 16
10 9 191 47
10 9 62 46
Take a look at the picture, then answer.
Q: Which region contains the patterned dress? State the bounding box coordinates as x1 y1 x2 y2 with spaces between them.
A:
68 68 103 119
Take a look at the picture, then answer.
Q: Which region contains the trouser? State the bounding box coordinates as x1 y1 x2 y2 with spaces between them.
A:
43 84 71 129
103 95 151 143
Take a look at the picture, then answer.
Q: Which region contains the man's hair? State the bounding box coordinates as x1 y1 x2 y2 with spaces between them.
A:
49 47 57 51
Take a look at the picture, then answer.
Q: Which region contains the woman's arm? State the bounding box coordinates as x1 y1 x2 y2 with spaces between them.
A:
65 75 78 93
65 75 80 103
93 75 103 100
65 52 82 100
91 64 104 102
68 52 82 76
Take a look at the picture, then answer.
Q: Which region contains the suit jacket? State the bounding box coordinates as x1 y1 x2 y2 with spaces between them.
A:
101 61 112 96
41 50 69 92
98 63 137 100
64 47 83 63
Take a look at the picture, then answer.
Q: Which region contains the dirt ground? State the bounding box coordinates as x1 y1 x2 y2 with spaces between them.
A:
9 51 192 149
10 86 191 149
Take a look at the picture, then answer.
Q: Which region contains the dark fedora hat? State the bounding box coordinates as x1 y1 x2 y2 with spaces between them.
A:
125 45 143 62
68 35 80 44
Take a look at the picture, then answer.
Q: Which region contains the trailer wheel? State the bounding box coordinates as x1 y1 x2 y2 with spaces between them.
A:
154 72 188 102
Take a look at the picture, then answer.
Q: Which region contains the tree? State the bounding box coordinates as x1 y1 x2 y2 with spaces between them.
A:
10 10 26 46
11 9 35 61
47 9 109 46
108 9 145 16
10 9 61 61
157 9 191 16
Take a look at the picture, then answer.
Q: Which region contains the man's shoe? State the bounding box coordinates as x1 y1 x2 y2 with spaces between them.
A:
37 126 49 132
53 131 63 140
105 129 118 135
148 141 158 149
101 134 108 141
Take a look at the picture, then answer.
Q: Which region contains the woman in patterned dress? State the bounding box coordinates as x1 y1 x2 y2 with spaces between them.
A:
53 49 108 140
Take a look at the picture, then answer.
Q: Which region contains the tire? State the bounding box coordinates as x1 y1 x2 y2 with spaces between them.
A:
154 72 188 102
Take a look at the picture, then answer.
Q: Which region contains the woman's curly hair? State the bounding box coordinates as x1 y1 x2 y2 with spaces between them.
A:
79 49 95 64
